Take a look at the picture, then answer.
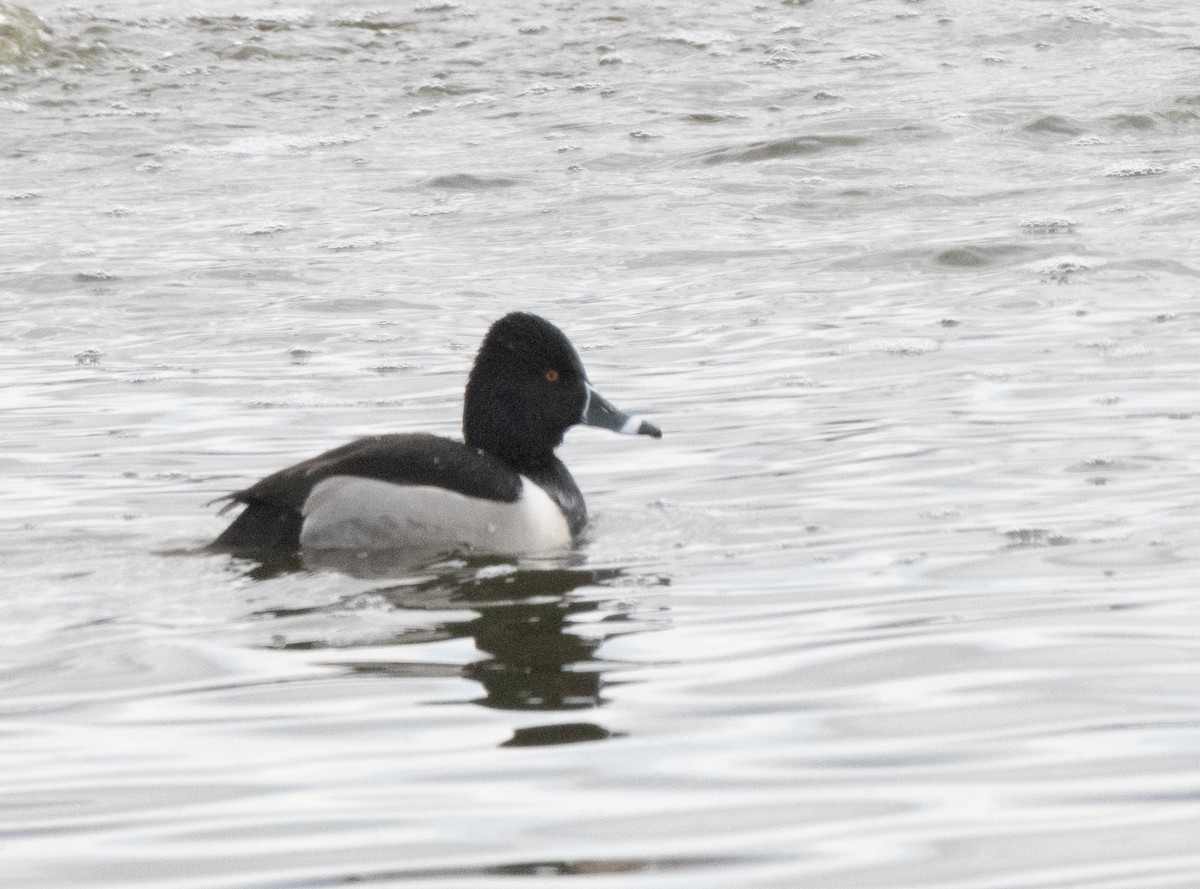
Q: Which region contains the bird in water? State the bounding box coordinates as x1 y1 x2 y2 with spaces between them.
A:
211 312 661 557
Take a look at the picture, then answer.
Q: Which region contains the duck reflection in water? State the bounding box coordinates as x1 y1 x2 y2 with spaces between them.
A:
255 558 667 745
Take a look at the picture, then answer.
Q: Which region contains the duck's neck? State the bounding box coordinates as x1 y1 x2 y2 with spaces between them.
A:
462 374 584 534
464 428 586 537
524 456 586 537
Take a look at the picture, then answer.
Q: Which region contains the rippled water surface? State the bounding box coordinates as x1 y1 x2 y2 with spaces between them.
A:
4 1 1200 886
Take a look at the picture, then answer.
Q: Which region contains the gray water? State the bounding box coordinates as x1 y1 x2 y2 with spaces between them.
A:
3 1 1199 886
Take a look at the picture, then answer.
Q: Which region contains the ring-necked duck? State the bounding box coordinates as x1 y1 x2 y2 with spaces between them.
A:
211 312 661 555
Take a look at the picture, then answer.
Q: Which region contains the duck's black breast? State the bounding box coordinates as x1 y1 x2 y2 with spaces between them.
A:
213 433 523 552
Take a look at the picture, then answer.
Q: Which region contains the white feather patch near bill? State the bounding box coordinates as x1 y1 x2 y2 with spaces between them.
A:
298 475 572 553
619 414 646 435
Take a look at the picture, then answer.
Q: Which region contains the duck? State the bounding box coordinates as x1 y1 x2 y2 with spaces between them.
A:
211 312 661 555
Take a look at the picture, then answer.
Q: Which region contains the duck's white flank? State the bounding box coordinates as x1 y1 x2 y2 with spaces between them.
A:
298 475 572 553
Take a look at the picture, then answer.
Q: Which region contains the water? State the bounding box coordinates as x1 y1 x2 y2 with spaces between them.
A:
4 1 1200 886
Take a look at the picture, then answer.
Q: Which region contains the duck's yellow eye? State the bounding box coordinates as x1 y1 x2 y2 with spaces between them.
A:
545 369 560 383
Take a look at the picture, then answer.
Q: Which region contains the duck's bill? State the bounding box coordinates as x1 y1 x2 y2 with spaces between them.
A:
581 384 662 438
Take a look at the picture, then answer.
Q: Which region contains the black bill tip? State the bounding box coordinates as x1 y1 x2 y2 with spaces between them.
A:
636 419 662 439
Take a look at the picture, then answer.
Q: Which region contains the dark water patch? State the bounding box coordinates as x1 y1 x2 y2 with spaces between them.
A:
681 111 747 124
331 15 416 32
186 14 312 33
1106 112 1158 131
426 173 522 190
331 659 460 678
215 44 286 61
835 186 884 200
1026 109 1200 140
655 34 716 51
936 247 990 268
1004 528 1075 548
1155 108 1200 128
1023 115 1087 136
697 133 869 165
934 242 1036 269
414 2 462 14
1064 457 1148 474
827 240 1054 275
407 81 488 97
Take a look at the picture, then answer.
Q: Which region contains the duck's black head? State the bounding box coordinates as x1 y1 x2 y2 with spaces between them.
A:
463 312 660 470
